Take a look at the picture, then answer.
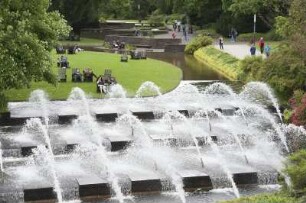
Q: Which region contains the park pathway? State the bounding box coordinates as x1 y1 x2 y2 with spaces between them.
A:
213 43 262 59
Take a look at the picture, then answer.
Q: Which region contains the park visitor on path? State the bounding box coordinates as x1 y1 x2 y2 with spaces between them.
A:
250 44 256 56
259 37 265 54
264 44 271 58
219 36 224 50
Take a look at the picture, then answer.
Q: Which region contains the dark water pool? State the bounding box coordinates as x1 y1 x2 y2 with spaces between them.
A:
147 52 227 81
98 185 280 203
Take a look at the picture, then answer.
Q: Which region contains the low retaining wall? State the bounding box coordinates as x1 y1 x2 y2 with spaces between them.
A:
105 35 181 49
164 44 186 53
81 29 168 40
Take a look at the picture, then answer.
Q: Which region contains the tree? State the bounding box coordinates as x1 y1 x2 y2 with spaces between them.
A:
276 0 306 61
0 0 70 108
49 0 102 31
222 0 290 27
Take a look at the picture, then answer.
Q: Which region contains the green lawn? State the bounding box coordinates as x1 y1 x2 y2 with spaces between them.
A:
4 51 182 101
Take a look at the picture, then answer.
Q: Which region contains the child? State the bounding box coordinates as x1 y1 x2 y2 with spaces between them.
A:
219 37 224 50
264 44 271 57
250 44 256 56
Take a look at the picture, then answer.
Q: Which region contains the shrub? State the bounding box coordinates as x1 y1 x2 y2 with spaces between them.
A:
289 91 306 126
184 35 213 54
238 56 264 81
237 31 283 42
285 150 306 196
147 11 165 27
197 28 219 38
238 45 306 97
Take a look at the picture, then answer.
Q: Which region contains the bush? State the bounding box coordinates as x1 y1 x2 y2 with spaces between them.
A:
238 45 306 97
237 31 283 42
147 10 166 26
285 150 306 196
238 56 264 81
289 91 306 126
197 28 219 38
184 35 213 54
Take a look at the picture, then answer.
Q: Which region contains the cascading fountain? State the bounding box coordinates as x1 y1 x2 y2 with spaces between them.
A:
29 90 50 128
191 110 240 198
0 142 3 176
2 81 297 203
243 104 289 152
25 118 63 203
162 111 205 168
116 114 187 203
68 87 91 116
107 84 127 98
68 88 128 203
240 81 283 123
135 81 162 98
204 82 248 125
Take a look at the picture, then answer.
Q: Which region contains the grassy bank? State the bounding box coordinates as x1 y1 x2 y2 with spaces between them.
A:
4 51 182 101
194 46 240 80
219 192 297 203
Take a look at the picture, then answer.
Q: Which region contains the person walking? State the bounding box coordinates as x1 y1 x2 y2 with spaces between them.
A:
258 37 265 54
250 44 256 56
264 44 271 58
219 36 224 50
171 30 176 39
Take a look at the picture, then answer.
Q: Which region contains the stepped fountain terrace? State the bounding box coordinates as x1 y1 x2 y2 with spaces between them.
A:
0 81 300 203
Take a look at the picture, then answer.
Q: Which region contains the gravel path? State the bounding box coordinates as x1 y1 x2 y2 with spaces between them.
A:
213 43 262 59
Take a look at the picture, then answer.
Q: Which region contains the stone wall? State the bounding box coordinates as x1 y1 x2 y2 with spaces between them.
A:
104 35 182 49
81 29 168 40
164 44 186 53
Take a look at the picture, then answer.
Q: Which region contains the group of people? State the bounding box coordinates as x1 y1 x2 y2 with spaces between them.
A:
250 37 271 57
171 20 193 41
218 35 271 58
112 40 125 49
96 75 117 94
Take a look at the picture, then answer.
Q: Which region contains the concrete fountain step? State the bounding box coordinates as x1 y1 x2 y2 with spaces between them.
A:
1 107 240 126
179 170 213 191
77 175 110 198
23 181 56 202
2 134 217 159
15 170 260 202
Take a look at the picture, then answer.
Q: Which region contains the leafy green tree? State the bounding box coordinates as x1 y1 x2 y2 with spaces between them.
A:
49 0 102 31
223 0 290 27
0 0 70 108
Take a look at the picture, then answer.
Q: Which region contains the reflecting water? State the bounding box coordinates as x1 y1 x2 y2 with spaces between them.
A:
99 185 280 203
147 52 227 81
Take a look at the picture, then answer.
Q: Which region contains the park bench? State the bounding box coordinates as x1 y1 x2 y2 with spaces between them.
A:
56 46 66 54
121 53 128 62
58 68 67 82
104 69 112 78
68 46 77 54
72 68 82 82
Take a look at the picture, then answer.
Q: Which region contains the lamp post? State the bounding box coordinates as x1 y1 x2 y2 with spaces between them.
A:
253 14 257 44
138 4 141 23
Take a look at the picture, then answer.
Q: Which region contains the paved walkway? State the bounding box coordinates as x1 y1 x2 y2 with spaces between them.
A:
213 43 262 59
